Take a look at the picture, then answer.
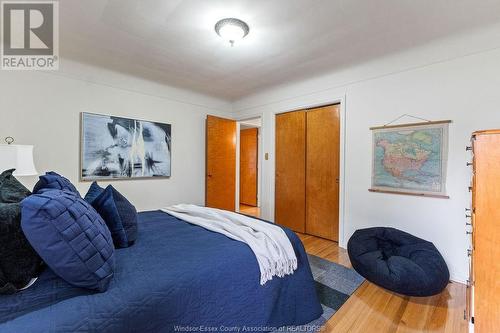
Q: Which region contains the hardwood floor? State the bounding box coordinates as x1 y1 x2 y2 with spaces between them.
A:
239 204 260 218
298 233 468 333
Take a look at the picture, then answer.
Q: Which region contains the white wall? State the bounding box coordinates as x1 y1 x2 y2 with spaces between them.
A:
0 59 232 211
232 31 500 283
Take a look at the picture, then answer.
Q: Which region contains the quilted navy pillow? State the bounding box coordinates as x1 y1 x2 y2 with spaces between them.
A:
83 181 104 204
21 190 115 292
90 185 138 248
33 172 80 196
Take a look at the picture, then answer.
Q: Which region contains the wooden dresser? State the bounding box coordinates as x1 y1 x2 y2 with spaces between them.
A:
466 130 500 332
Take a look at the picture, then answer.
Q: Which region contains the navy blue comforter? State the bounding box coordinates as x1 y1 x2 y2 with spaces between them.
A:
0 211 322 332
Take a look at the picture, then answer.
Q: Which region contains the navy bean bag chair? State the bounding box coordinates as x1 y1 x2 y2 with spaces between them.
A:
347 227 449 297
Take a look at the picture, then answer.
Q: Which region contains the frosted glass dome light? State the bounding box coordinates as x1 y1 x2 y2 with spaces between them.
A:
215 18 250 46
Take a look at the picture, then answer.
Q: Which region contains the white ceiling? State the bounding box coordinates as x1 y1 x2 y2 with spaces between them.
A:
60 0 500 101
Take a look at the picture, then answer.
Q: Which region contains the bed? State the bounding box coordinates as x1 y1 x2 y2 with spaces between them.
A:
0 210 322 332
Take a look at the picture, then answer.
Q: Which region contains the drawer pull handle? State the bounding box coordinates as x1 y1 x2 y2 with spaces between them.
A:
466 231 473 235
466 162 473 167
466 146 472 151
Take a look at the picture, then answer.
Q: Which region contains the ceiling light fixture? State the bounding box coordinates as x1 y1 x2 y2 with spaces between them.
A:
215 18 249 46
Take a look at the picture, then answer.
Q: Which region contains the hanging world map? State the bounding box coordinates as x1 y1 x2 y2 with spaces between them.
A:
371 122 449 196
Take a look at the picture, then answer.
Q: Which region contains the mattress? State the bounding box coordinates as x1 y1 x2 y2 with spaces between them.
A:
0 210 322 332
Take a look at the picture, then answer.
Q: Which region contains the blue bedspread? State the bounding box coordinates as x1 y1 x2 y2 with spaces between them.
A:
0 211 322 332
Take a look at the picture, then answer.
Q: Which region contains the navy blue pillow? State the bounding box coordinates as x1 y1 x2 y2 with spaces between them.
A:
91 185 137 248
84 181 104 204
21 190 115 292
33 172 80 196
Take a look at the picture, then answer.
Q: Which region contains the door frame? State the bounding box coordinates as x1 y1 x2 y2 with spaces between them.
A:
235 117 263 213
236 95 347 247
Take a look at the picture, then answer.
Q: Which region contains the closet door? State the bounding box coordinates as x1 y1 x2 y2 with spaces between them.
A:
306 105 340 241
275 111 306 233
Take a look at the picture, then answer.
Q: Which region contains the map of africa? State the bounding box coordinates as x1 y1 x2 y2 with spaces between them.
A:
372 125 446 194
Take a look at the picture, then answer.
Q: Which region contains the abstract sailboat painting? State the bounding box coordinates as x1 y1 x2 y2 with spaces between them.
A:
81 113 171 180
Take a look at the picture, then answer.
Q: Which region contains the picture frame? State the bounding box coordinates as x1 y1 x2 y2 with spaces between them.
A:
80 112 171 181
369 120 450 198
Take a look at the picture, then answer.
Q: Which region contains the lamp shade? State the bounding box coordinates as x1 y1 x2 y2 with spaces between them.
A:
0 144 38 176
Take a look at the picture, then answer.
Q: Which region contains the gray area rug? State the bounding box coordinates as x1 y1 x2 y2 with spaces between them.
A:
277 254 365 332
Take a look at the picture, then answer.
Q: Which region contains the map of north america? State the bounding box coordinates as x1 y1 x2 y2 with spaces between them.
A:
373 128 443 193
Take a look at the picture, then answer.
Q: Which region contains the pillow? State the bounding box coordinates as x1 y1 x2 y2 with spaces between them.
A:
33 172 80 196
84 181 104 204
0 203 44 295
21 190 115 292
0 169 31 203
90 185 138 248
0 169 43 295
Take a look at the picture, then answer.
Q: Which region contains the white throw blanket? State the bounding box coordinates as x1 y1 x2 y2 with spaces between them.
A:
161 204 297 285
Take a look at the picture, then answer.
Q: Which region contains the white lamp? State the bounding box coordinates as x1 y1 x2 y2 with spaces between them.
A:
0 137 38 176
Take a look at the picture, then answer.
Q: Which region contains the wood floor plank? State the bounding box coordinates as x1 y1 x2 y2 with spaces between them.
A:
298 232 467 333
239 204 260 218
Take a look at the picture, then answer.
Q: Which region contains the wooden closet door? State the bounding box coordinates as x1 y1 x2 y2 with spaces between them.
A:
306 105 340 241
240 128 258 206
275 111 306 233
206 115 236 211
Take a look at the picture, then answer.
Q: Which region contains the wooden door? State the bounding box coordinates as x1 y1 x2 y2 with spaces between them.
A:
472 131 500 332
206 115 236 211
240 128 258 206
275 111 306 233
306 105 340 241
